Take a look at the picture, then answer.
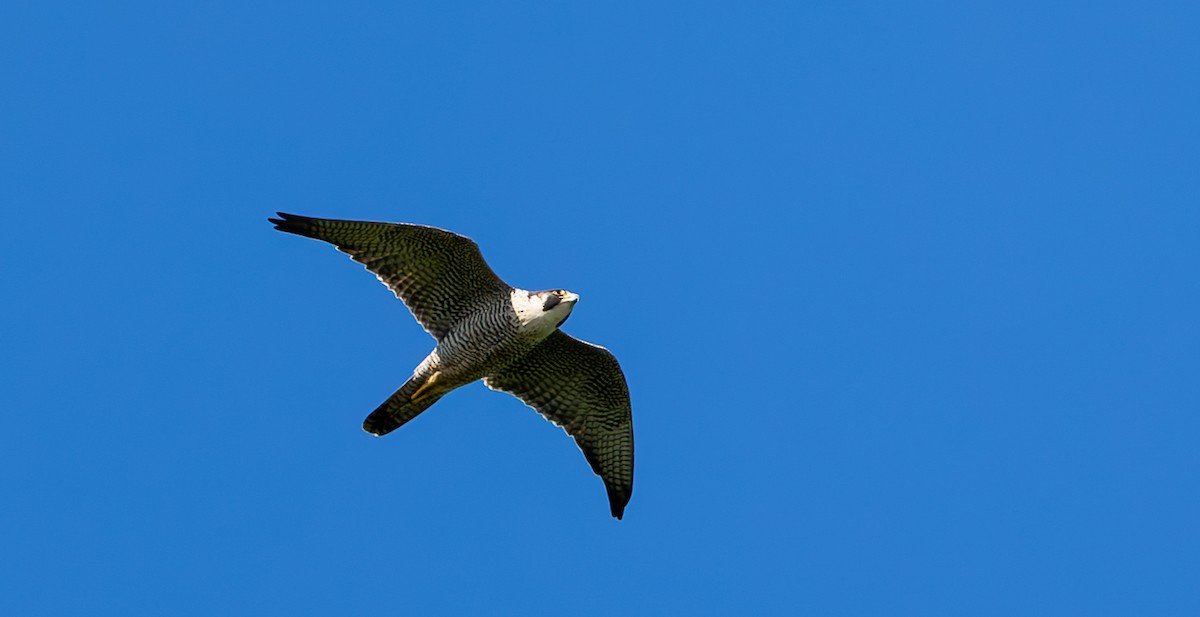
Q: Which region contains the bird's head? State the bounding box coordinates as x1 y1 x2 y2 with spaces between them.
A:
515 288 578 331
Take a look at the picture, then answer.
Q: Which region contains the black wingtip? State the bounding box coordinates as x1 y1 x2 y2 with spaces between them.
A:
268 211 291 229
269 212 321 237
608 485 631 520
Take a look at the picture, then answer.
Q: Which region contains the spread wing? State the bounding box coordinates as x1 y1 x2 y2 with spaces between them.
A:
484 330 635 519
270 212 510 340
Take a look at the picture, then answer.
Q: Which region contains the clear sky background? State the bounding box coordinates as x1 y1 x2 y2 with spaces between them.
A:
2 2 1197 615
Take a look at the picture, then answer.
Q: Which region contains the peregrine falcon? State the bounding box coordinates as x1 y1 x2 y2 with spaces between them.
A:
269 213 634 519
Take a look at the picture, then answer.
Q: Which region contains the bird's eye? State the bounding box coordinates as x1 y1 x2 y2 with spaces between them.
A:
543 294 562 311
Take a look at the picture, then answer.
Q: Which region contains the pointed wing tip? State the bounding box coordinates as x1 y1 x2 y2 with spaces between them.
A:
268 211 297 224
269 212 320 237
608 485 632 520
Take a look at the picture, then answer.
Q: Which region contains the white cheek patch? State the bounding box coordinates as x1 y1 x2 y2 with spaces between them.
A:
509 289 541 324
510 288 574 335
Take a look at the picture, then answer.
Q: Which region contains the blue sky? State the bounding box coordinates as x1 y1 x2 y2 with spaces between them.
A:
2 1 1197 615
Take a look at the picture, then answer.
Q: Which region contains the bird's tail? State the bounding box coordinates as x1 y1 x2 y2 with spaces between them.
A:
362 373 446 436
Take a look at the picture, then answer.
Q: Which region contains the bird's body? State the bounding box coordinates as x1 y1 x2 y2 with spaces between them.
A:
269 213 634 518
380 287 578 429
419 288 571 390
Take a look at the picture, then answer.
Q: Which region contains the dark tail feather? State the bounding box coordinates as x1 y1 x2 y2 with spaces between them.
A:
362 376 444 436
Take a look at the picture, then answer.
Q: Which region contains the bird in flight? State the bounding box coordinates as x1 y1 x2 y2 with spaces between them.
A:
269 213 634 519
